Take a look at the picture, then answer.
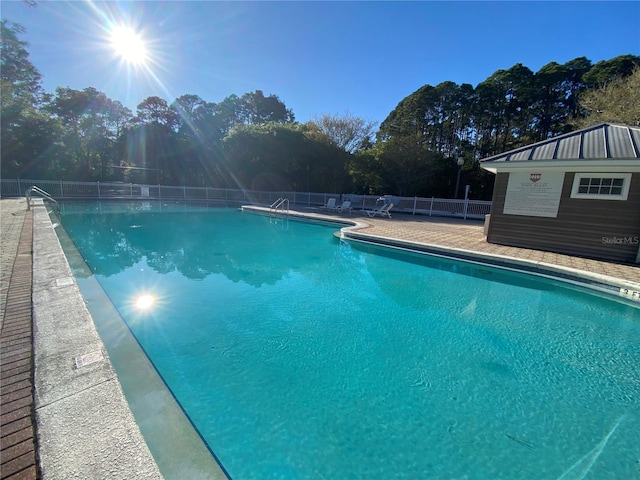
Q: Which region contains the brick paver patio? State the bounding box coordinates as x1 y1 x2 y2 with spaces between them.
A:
1 202 37 480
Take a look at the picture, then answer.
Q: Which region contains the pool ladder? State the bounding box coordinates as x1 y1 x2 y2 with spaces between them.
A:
269 198 289 228
270 197 289 215
26 186 59 212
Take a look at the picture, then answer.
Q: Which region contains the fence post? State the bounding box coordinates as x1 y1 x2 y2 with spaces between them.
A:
463 185 470 219
18 178 22 196
429 197 434 216
158 185 161 199
60 180 64 197
413 196 417 215
97 181 101 198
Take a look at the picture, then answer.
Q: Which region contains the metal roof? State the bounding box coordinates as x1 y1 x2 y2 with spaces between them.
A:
480 123 640 163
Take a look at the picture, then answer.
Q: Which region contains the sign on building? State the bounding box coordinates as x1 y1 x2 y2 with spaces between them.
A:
503 171 565 218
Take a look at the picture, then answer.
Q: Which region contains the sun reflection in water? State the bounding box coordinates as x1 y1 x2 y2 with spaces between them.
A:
134 293 156 311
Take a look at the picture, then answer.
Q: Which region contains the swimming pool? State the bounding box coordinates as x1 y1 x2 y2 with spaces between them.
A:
59 202 640 479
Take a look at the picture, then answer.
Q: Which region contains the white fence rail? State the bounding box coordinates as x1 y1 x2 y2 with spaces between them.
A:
1 179 492 220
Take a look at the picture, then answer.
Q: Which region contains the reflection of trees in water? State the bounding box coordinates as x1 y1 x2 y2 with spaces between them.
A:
65 215 143 277
62 211 331 286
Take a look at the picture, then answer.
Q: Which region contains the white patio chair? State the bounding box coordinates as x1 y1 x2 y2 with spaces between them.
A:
321 198 337 210
365 203 393 218
336 200 352 213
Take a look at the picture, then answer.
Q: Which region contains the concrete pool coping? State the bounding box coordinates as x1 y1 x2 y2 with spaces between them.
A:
2 198 640 479
29 201 164 479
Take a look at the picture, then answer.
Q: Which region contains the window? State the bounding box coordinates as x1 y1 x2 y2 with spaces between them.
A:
571 173 631 200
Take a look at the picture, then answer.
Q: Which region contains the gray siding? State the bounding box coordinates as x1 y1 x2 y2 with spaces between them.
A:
487 172 640 263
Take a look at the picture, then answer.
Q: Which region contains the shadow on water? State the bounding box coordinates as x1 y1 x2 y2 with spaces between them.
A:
350 241 559 292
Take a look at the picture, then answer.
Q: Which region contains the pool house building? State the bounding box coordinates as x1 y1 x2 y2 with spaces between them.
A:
480 122 640 264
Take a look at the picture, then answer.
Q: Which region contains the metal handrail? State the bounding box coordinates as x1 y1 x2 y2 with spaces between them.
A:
269 198 282 209
269 197 289 215
26 185 59 211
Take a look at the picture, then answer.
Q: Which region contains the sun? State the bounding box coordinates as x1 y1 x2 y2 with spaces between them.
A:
110 25 147 65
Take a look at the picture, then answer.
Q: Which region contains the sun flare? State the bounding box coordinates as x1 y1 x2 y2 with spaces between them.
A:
134 293 155 310
110 25 147 65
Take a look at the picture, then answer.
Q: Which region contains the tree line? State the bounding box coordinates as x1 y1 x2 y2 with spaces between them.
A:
2 20 639 199
373 56 640 198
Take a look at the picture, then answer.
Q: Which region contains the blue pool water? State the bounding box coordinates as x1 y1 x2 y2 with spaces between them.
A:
60 203 640 479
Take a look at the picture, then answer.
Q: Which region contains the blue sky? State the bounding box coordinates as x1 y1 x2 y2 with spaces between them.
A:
3 1 639 124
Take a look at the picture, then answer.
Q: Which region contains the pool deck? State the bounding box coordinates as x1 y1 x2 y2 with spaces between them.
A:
1 198 639 479
1 199 162 480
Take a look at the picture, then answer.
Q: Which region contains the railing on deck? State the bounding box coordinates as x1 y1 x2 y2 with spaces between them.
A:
25 185 59 211
1 179 492 220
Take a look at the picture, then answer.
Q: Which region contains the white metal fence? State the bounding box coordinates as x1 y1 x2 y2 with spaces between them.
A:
1 179 492 220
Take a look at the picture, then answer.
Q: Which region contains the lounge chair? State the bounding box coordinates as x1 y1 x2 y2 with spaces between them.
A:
336 200 352 213
321 198 337 210
365 203 393 218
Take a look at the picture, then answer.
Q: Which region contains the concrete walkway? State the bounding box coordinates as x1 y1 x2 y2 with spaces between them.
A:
1 198 639 479
1 199 28 332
